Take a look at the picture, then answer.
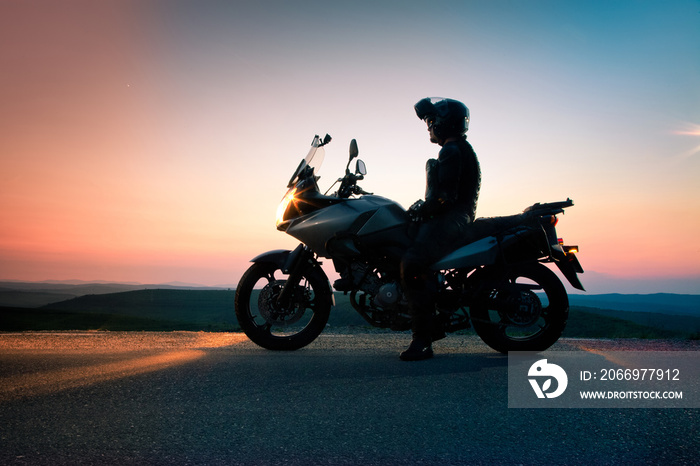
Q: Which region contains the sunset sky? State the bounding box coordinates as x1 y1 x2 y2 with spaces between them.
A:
1 0 699 294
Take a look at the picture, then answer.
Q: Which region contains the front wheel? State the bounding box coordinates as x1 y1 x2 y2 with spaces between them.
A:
470 263 568 353
235 261 332 350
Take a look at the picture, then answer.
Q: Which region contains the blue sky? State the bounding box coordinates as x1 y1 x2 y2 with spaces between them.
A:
1 0 699 292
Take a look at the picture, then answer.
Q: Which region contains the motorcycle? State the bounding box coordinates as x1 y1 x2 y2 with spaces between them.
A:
234 135 584 353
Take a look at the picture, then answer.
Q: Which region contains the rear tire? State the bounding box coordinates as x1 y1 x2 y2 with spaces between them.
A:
470 263 568 353
235 262 332 350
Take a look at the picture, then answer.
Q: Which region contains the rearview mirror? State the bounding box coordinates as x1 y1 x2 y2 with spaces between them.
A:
355 159 367 176
349 139 359 160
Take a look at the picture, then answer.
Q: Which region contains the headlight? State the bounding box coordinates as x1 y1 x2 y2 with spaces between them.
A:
276 187 297 228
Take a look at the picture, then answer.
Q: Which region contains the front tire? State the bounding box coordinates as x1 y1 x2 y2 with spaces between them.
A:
470 263 568 353
235 261 332 350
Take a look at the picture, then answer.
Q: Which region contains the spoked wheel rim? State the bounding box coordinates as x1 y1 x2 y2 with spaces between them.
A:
489 283 548 341
470 264 568 353
251 272 317 337
235 261 331 350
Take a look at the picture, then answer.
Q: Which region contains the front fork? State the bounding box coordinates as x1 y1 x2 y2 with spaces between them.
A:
276 244 316 307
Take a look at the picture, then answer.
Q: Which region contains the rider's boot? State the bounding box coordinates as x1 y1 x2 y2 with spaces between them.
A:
400 337 433 361
400 307 435 361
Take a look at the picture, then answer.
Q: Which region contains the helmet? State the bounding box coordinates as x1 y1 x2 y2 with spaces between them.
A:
414 97 470 138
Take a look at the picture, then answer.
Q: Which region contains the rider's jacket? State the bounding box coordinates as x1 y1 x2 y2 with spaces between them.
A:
422 137 481 221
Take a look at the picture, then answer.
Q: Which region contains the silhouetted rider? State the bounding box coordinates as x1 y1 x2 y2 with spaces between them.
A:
399 97 481 361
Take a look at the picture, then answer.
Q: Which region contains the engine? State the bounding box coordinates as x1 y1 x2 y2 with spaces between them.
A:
373 282 402 308
344 262 403 309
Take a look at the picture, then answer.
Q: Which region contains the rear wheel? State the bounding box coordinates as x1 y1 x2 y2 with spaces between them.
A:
470 263 568 353
235 262 332 350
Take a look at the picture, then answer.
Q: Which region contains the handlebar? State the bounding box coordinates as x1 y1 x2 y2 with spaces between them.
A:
353 186 373 196
337 173 372 198
522 198 574 216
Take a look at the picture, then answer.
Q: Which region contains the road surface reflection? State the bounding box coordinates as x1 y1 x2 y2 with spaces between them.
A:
0 332 248 401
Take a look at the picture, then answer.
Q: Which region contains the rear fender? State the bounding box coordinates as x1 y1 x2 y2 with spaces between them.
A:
551 245 585 291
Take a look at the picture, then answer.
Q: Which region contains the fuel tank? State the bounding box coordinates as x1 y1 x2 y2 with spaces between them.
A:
286 195 410 258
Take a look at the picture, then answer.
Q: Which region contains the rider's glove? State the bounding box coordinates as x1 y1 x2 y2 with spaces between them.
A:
408 200 425 222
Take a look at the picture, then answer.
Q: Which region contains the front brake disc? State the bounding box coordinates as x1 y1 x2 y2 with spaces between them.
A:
258 280 306 326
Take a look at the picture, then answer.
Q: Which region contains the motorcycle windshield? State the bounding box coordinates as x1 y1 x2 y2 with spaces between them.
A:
287 136 326 188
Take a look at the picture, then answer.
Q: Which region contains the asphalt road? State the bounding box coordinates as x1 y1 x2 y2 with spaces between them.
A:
0 332 698 465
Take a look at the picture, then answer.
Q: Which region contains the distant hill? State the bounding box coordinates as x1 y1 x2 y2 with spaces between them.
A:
42 289 237 327
37 289 367 330
563 308 690 339
0 288 696 338
570 306 700 336
569 293 700 315
0 306 209 332
0 281 698 337
0 290 81 308
0 281 229 308
0 280 227 293
2 280 698 313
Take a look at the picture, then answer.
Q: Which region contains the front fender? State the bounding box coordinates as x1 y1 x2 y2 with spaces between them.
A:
250 245 314 274
250 249 292 269
249 246 333 302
